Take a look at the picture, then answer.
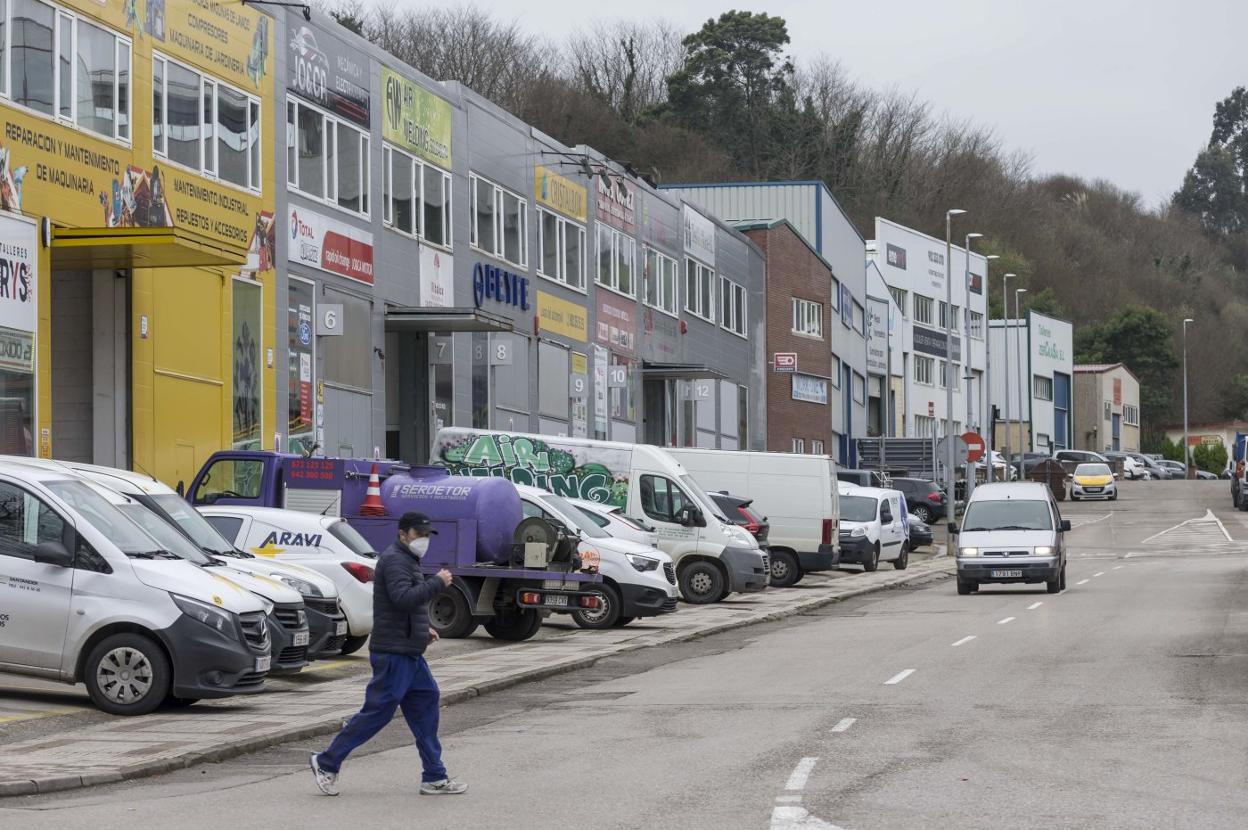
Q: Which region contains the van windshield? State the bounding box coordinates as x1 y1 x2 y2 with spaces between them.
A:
542 494 609 538
962 500 1053 532
117 504 213 565
680 474 730 523
840 495 878 523
149 493 236 555
43 480 171 556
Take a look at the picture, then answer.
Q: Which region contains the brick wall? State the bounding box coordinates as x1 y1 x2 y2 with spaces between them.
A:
744 225 834 453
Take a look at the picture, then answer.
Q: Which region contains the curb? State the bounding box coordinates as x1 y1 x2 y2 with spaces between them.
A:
2 562 952 797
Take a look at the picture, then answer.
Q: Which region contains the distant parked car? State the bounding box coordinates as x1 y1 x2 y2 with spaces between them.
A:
1195 469 1218 480
709 492 770 547
1010 452 1052 478
891 477 947 524
1158 460 1187 478
569 499 661 548
1054 449 1109 465
837 469 890 489
906 515 933 549
1105 452 1149 480
1127 452 1172 480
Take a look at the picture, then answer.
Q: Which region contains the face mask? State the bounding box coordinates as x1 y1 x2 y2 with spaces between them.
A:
407 537 430 557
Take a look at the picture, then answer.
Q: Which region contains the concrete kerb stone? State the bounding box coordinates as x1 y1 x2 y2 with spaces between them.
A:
0 560 954 797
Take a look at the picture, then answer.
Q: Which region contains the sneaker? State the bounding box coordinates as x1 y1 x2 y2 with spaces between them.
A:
309 753 339 796
420 777 468 795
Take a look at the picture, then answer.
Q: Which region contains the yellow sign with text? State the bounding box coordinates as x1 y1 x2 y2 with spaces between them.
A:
381 67 453 170
537 291 588 342
534 165 587 223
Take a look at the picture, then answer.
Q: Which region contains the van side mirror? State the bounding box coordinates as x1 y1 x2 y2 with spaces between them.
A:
948 523 959 535
676 506 704 527
176 480 185 497
1060 519 1072 532
34 540 73 568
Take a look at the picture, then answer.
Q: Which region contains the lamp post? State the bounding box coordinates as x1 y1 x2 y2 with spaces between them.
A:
1015 288 1028 465
963 233 982 495
983 254 1000 481
944 209 965 538
1002 273 1016 477
1183 317 1194 477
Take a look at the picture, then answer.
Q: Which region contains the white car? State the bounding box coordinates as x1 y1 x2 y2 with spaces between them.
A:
836 487 910 571
197 505 376 654
567 498 660 548
516 486 678 629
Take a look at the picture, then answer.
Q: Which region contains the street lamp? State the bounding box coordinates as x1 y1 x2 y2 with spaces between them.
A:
944 209 965 539
1002 273 1016 476
983 254 1000 482
1015 288 1028 466
1183 317 1194 477
963 233 982 496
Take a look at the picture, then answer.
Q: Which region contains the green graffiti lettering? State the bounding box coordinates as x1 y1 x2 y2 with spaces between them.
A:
581 473 612 504
499 434 517 466
535 473 549 490
512 438 550 472
510 468 535 486
550 474 579 498
464 435 503 466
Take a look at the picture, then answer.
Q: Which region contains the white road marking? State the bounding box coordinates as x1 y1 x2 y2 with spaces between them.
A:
951 635 976 647
1093 571 1106 577
785 757 819 791
1069 513 1111 528
1207 509 1233 541
1076 579 1090 585
769 805 846 829
1027 602 1043 610
997 616 1015 625
884 669 915 685
1141 510 1231 544
830 717 857 733
1112 565 1124 570
775 795 803 803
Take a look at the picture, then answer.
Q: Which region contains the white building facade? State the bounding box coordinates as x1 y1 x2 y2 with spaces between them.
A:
989 311 1074 454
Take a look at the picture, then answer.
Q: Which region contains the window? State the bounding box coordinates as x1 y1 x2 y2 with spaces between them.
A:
939 301 950 329
915 415 936 438
192 459 264 503
830 356 841 388
830 277 840 313
595 225 636 295
684 257 714 320
812 439 824 455
154 54 259 189
914 295 934 325
644 247 678 315
969 311 984 339
852 301 865 336
537 208 586 289
938 361 961 390
0 483 65 561
1123 404 1139 426
791 298 823 338
720 277 746 337
888 287 907 318
1103 401 1112 421
914 356 934 385
383 144 451 245
609 355 636 422
792 438 805 454
8 3 131 142
853 372 866 404
471 173 528 269
639 475 693 523
1034 375 1054 401
285 97 368 212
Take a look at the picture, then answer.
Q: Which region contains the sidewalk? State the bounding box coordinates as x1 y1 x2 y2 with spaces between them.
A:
0 559 953 796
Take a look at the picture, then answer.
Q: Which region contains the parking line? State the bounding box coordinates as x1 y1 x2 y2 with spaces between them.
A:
1026 602 1043 610
830 717 856 733
951 635 976 647
1076 579 1090 585
997 617 1015 625
884 669 915 685
1112 565 1124 570
1093 571 1106 577
785 757 819 790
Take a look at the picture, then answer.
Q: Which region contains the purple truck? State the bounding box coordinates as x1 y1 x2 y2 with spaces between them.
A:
185 451 601 642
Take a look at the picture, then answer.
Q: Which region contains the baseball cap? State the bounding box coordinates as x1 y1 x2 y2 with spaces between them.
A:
398 511 438 534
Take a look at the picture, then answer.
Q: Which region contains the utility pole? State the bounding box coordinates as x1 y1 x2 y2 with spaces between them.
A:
944 209 965 535
1002 273 1016 477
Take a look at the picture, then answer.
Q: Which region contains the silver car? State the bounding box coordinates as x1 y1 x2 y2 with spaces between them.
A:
952 482 1071 595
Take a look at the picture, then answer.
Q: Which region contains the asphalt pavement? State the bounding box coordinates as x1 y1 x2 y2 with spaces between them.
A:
4 479 1246 829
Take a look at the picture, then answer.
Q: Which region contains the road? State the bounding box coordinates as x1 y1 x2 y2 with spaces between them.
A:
4 479 1247 829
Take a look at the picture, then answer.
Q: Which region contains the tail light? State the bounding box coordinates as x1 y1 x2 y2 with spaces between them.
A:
928 492 943 503
736 506 761 536
341 562 375 583
521 591 542 604
578 595 600 609
821 519 834 546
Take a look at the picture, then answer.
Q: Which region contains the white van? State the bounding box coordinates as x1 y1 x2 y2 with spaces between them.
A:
515 485 678 629
663 448 839 587
0 461 272 715
432 428 768 604
837 487 911 571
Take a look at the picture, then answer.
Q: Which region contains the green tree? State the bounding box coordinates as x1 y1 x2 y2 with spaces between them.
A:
664 11 795 177
1160 436 1184 463
1174 87 1248 237
1074 306 1179 428
1222 372 1248 419
1025 287 1066 319
1193 442 1228 474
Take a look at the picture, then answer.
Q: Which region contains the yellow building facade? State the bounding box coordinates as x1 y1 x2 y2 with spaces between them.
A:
0 0 276 486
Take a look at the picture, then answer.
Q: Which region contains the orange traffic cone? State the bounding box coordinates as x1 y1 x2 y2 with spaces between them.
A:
360 464 386 516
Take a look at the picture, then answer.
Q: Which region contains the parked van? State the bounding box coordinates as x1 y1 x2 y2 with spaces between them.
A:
952 481 1070 595
431 428 769 604
0 461 272 715
663 448 839 587
837 487 910 572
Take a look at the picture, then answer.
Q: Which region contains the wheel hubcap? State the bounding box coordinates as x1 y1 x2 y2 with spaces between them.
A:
431 596 455 627
690 571 712 594
97 647 154 704
772 560 789 579
581 591 611 623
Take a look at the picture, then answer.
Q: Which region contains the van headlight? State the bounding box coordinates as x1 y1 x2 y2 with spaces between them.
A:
172 594 239 639
626 553 660 572
850 526 867 537
958 547 980 557
275 574 322 597
1033 546 1054 556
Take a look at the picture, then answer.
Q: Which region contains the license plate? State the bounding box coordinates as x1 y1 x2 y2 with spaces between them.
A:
991 570 1023 578
293 631 309 647
335 620 348 636
546 594 569 607
1085 487 1101 493
255 655 271 673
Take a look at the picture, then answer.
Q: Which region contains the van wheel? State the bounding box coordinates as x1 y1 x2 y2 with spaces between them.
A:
430 588 479 639
956 578 975 595
893 545 909 570
768 551 802 587
862 544 880 572
484 609 543 641
679 561 725 604
84 633 170 716
573 583 622 630
340 635 369 655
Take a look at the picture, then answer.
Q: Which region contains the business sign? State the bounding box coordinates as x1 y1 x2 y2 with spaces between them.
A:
682 379 714 402
641 305 678 360
537 291 588 342
0 214 37 335
885 243 907 269
773 352 797 373
912 324 961 362
969 271 983 295
287 15 370 127
682 205 715 263
597 292 636 354
0 326 32 373
287 457 343 488
289 207 375 285
535 165 587 223
473 262 530 311
382 66 453 169
596 173 635 233
791 373 829 405
840 283 853 327
866 297 889 375
419 244 453 308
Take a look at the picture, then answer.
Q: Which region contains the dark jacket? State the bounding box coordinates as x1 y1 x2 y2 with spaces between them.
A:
370 540 447 657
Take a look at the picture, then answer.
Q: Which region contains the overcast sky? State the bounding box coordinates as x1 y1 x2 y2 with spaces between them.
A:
465 0 1242 208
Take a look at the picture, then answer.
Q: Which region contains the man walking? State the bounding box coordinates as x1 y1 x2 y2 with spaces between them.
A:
310 511 467 796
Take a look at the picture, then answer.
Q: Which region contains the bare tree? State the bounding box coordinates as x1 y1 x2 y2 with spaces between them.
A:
566 19 683 122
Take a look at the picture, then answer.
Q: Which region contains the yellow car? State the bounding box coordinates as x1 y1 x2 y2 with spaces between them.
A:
1071 462 1117 501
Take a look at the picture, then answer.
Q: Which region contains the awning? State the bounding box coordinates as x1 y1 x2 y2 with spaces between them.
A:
50 226 248 270
384 307 514 333
642 362 729 381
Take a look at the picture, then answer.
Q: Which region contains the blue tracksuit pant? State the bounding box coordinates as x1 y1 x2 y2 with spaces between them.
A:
318 652 447 782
